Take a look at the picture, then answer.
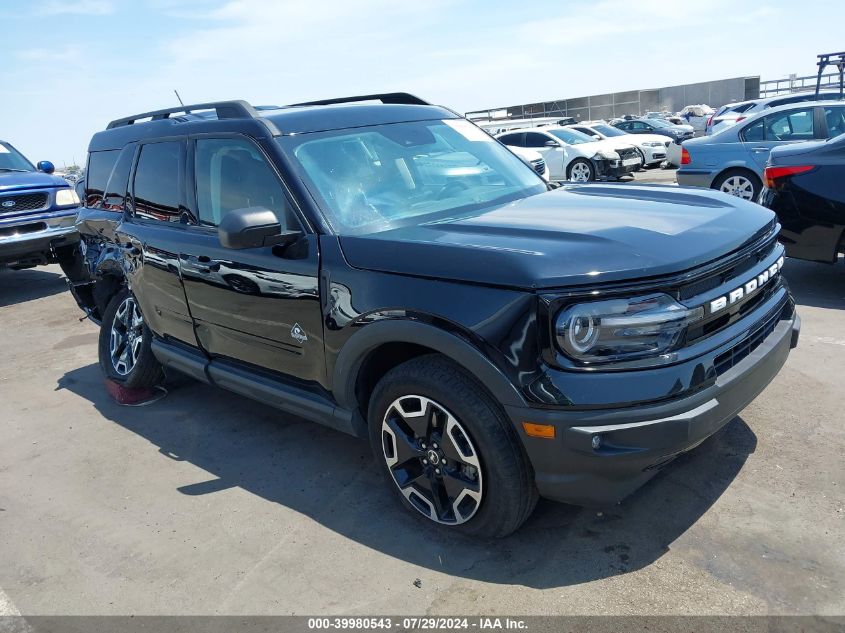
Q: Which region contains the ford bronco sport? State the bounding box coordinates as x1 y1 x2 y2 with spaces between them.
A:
1 140 80 269
62 94 800 537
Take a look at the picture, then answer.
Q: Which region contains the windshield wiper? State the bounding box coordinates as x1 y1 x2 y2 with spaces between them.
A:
0 168 31 173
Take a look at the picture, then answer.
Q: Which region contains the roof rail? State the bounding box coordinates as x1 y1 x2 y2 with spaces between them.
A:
106 100 263 129
290 92 431 107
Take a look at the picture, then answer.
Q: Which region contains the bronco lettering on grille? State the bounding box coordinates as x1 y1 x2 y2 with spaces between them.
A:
709 256 784 315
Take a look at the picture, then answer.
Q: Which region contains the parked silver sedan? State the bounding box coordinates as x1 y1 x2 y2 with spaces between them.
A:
676 100 845 201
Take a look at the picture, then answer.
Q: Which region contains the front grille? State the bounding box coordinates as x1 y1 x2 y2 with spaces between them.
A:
530 158 546 175
618 147 638 160
0 192 49 215
713 304 783 375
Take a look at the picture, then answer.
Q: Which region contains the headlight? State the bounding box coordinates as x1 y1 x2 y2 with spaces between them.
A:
593 151 620 161
55 188 80 207
555 293 703 365
643 141 662 147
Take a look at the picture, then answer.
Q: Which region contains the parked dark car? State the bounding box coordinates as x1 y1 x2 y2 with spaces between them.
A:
613 118 694 143
0 140 80 269
62 95 799 537
760 130 845 263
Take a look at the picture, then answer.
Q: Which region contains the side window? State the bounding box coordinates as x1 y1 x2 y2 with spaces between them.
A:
525 133 552 148
85 150 119 207
616 122 630 130
102 145 135 211
764 108 814 141
497 133 523 147
194 137 292 228
823 106 845 138
132 142 181 222
631 122 647 131
742 119 765 142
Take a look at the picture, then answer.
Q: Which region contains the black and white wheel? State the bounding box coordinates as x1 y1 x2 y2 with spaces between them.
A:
98 288 163 388
368 355 537 538
713 169 762 202
567 159 594 182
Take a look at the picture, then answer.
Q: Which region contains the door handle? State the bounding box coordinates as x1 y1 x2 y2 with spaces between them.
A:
181 254 220 274
750 147 769 152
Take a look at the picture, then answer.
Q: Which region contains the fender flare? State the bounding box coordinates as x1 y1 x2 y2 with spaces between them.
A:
332 319 527 413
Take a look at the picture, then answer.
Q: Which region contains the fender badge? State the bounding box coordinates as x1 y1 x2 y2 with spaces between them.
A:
291 323 308 344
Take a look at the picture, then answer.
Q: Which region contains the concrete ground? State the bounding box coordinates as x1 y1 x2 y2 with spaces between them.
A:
0 254 843 616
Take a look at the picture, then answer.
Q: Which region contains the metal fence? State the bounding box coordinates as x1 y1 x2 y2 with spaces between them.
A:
466 77 759 123
759 72 843 97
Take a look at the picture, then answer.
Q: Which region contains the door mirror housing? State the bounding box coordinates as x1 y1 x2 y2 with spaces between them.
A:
592 134 602 140
217 207 301 250
37 160 55 174
544 140 560 147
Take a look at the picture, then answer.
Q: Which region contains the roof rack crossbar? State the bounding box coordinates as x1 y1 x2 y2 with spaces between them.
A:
290 92 431 107
106 100 262 129
816 51 845 98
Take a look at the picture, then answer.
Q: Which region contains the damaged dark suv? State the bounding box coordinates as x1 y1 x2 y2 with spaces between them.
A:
63 94 800 537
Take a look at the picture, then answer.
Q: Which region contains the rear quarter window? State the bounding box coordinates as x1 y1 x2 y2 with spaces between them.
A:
85 150 120 206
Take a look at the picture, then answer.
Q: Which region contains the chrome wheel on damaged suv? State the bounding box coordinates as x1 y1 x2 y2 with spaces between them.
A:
98 288 163 389
369 355 538 538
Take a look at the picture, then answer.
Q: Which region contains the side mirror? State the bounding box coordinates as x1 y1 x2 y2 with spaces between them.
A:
37 160 55 174
217 207 301 250
544 140 559 148
592 135 602 140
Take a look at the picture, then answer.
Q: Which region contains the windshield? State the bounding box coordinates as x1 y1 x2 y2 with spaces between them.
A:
547 128 595 145
0 142 35 172
279 119 546 236
591 124 625 137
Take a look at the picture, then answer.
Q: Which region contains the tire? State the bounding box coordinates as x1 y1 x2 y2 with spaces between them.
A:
567 158 594 182
712 169 762 202
98 287 163 389
368 354 538 538
634 148 647 171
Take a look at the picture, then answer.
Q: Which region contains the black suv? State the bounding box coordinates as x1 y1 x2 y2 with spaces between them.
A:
63 94 800 537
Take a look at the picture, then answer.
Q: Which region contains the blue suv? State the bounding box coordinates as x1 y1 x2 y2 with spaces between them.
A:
0 140 80 269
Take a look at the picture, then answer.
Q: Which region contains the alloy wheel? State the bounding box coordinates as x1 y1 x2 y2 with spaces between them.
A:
110 296 144 375
381 395 483 525
569 162 592 182
720 175 755 200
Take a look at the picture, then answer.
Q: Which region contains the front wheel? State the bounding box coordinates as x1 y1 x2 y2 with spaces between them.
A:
368 355 538 538
98 288 163 389
567 158 594 182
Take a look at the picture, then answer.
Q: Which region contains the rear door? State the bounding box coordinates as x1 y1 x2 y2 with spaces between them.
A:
178 134 324 384
744 106 819 171
118 140 198 346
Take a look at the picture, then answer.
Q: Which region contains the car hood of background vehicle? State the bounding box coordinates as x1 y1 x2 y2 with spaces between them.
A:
339 185 775 289
0 171 68 193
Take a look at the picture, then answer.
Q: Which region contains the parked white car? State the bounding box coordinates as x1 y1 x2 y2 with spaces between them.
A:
678 104 714 133
495 126 641 182
566 122 670 167
507 145 550 180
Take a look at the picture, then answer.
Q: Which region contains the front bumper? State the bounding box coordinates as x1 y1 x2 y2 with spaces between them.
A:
641 145 668 164
593 155 641 179
505 307 799 507
0 209 79 264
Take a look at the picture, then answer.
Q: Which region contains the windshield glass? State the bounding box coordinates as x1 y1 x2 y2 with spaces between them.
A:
547 128 595 145
591 124 625 137
278 119 546 236
0 142 35 172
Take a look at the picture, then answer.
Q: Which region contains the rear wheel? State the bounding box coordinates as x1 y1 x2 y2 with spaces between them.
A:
98 288 163 389
368 355 537 538
713 169 762 202
567 159 594 182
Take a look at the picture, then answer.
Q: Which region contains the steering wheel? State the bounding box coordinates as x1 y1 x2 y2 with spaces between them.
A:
436 180 471 200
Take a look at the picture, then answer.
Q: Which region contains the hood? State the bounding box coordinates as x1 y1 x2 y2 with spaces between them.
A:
596 139 638 153
339 185 776 289
631 134 671 146
0 170 68 193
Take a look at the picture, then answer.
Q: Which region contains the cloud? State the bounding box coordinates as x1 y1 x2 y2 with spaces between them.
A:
37 0 114 16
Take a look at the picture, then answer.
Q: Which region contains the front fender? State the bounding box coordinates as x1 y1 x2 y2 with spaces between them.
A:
332 318 529 412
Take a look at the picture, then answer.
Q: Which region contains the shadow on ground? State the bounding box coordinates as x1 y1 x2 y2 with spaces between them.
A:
57 362 757 589
783 257 845 310
0 267 67 307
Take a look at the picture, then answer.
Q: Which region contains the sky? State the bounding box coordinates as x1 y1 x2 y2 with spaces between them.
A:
1 0 843 167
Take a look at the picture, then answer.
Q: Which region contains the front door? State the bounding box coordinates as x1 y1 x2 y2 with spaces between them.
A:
179 135 325 385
